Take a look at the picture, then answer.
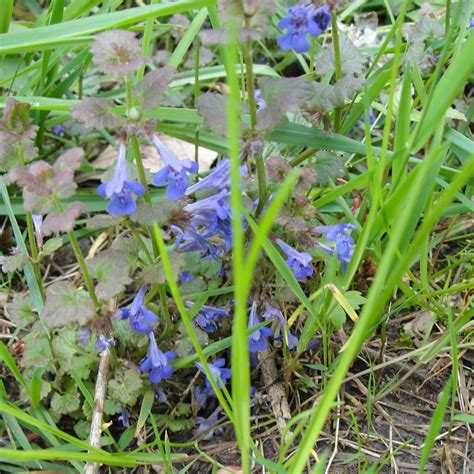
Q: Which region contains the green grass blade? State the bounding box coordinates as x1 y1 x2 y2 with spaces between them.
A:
0 1 213 54
411 33 474 152
168 8 208 68
0 0 13 33
418 377 452 473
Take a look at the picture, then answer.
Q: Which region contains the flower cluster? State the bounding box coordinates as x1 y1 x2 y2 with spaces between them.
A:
263 303 299 350
195 358 231 406
151 134 198 201
314 224 357 272
276 238 314 281
278 3 331 53
190 303 230 333
97 142 145 216
248 301 273 353
120 287 176 384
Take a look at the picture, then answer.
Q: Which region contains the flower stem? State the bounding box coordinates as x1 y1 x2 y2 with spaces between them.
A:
243 33 266 218
130 134 152 204
17 145 45 301
67 229 100 307
331 14 342 132
50 196 99 307
194 36 200 169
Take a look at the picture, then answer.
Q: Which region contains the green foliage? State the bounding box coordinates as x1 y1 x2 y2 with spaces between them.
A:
108 366 144 407
42 282 95 328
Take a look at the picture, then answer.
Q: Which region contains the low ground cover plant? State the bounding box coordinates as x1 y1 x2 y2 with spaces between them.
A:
0 0 473 472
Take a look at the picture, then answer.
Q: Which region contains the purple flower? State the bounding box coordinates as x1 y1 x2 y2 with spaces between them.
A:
277 3 331 53
52 125 65 137
468 15 474 28
313 224 356 272
97 143 145 216
95 335 115 355
276 238 314 281
181 271 195 283
254 89 266 113
263 303 298 350
184 189 232 250
195 408 224 440
118 407 130 428
171 225 223 259
32 214 43 249
120 287 158 334
190 303 229 333
248 301 273 353
186 159 231 196
140 332 176 384
311 4 331 32
76 327 91 349
196 358 231 392
151 134 198 201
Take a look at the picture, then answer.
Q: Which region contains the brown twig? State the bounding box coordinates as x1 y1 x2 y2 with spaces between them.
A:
84 351 111 474
258 348 293 442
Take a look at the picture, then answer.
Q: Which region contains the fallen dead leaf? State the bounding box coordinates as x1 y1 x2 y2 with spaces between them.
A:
403 310 435 344
91 134 217 173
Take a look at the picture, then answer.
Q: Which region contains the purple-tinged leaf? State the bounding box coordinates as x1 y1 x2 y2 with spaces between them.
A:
70 98 125 130
42 202 85 236
91 30 145 76
196 93 229 136
135 66 175 112
256 77 312 131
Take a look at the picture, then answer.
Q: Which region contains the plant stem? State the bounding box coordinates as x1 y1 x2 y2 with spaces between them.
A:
51 195 99 307
331 14 342 132
243 30 266 218
290 147 315 167
194 36 200 169
130 134 152 204
67 229 99 307
17 145 45 301
445 0 451 37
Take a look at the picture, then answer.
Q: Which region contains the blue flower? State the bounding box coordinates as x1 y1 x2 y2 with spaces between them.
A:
263 303 299 350
184 189 233 250
186 159 231 196
181 271 195 283
277 3 331 53
468 15 474 28
121 287 158 334
95 335 115 355
118 408 130 428
248 301 273 353
276 238 314 281
97 143 145 216
314 224 356 272
191 303 229 333
195 408 224 440
171 225 223 259
151 134 198 201
254 89 266 113
196 358 231 392
76 327 91 349
140 332 175 384
311 4 331 32
52 124 66 137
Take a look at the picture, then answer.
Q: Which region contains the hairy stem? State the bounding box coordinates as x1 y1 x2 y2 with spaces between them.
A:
331 14 342 132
